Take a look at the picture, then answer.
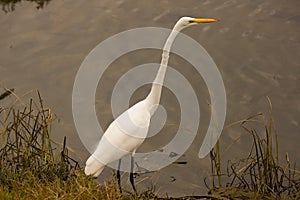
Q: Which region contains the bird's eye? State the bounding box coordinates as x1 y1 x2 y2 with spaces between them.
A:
188 20 194 23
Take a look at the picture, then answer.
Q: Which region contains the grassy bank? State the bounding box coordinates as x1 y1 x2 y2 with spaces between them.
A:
0 88 299 199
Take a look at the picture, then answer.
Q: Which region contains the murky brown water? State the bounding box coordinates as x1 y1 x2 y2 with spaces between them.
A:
0 0 299 196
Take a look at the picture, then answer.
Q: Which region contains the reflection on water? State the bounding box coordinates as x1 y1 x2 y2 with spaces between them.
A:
0 0 51 12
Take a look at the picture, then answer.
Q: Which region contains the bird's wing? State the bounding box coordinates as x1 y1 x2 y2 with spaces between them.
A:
91 99 151 166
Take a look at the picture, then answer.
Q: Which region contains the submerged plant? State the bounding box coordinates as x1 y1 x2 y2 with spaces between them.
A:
0 0 51 13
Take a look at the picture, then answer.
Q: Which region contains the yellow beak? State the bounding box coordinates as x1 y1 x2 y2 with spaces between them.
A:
192 18 219 23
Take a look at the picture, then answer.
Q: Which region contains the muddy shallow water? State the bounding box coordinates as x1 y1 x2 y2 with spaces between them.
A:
0 0 299 196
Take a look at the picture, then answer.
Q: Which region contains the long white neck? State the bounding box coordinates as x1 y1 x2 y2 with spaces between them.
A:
146 27 181 108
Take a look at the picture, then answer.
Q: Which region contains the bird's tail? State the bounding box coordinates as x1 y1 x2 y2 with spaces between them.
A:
85 155 105 177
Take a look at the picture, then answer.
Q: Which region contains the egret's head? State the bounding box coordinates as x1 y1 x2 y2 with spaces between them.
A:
175 17 219 31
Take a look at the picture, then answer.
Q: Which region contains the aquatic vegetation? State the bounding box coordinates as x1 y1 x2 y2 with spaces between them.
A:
207 98 300 199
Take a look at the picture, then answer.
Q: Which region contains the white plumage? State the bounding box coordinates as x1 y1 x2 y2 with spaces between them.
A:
85 16 219 178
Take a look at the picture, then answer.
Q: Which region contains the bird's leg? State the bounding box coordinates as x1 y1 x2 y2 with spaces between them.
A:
130 155 137 193
117 159 122 193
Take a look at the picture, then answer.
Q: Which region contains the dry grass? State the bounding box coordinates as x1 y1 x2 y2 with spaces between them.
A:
0 88 157 199
207 97 300 199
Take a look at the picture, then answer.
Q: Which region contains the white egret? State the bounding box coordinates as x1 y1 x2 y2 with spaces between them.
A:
85 16 219 191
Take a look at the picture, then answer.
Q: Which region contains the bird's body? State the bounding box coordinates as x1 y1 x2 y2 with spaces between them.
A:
85 17 218 181
85 99 151 176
